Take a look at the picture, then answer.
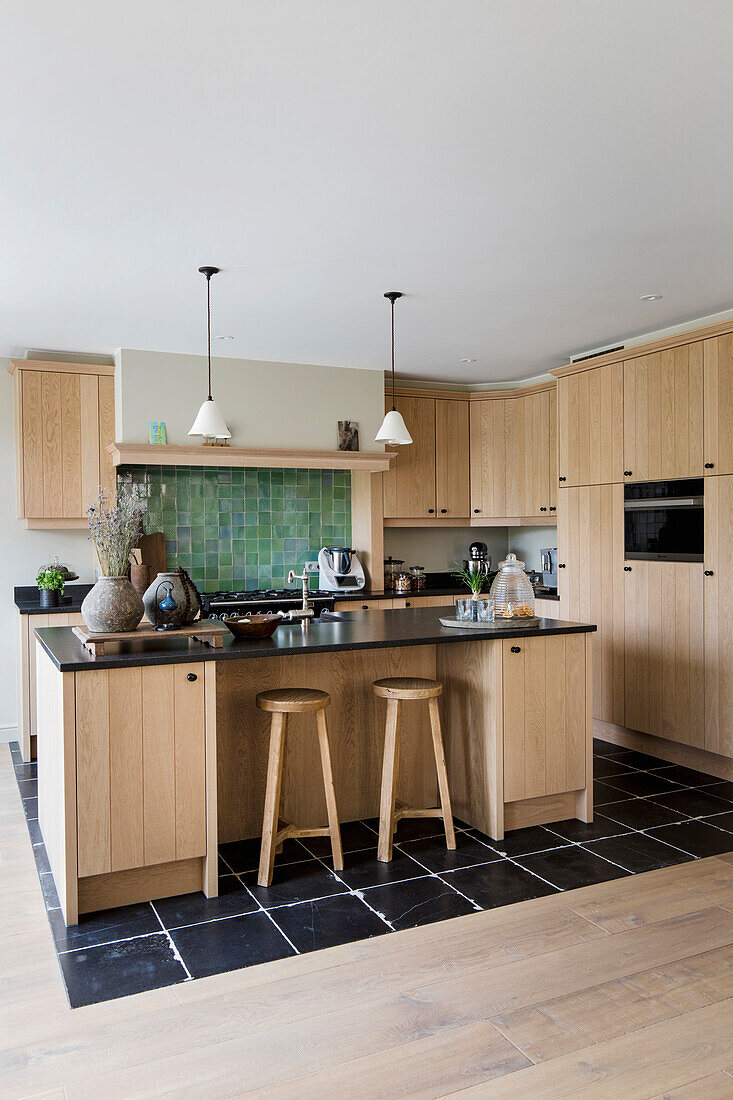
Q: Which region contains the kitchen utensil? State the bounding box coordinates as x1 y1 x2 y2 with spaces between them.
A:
318 546 365 591
323 546 354 575
223 613 281 639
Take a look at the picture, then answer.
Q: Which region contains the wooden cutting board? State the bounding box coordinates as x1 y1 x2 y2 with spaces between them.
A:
137 532 167 578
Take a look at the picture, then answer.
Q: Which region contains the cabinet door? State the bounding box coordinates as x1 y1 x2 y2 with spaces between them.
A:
98 374 116 498
704 475 733 756
504 397 528 517
382 397 436 518
469 399 507 518
548 386 558 514
704 335 733 475
76 662 206 877
624 562 704 747
523 390 551 518
623 345 703 481
558 484 625 724
502 633 587 802
435 399 469 518
557 363 624 487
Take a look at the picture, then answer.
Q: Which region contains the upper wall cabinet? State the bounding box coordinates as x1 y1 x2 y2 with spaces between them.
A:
557 362 624 487
623 345 703 481
470 387 557 521
9 360 116 529
704 334 733 476
383 396 470 520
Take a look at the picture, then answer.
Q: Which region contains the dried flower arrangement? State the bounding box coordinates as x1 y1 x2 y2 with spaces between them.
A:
87 485 147 577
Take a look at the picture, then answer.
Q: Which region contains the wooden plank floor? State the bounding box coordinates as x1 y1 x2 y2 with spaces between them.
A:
3 746 733 1099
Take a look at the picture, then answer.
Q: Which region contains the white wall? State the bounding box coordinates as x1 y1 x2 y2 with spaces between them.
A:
506 526 558 572
115 349 385 450
383 527 509 574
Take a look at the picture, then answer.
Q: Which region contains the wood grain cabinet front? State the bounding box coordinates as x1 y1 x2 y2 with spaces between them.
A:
704 334 733 476
382 396 470 521
623 345 703 481
557 362 624 487
9 360 115 528
75 662 207 878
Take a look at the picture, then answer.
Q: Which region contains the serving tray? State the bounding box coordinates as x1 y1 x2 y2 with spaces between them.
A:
439 617 542 630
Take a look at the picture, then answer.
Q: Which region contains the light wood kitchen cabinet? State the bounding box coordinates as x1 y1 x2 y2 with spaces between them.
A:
382 396 437 519
704 334 733 476
17 611 86 762
9 360 116 528
557 362 624 487
623 562 704 748
470 398 508 519
502 633 587 803
623 345 703 481
75 661 206 878
558 484 625 724
703 475 733 757
435 399 470 517
333 598 394 611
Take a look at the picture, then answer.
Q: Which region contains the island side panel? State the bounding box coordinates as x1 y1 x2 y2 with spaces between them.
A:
436 638 504 839
575 632 594 822
216 644 439 842
35 641 78 924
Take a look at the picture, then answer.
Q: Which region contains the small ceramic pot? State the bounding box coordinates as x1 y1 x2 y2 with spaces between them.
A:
81 576 144 634
143 570 201 628
38 588 60 609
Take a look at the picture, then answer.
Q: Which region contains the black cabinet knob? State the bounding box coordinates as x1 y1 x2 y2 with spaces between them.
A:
510 645 521 653
405 601 411 607
362 604 369 610
704 570 714 576
549 506 556 512
705 462 715 469
559 476 567 482
624 470 633 477
440 508 447 514
473 508 480 514
186 673 197 682
558 563 566 568
540 507 547 512
624 566 632 572
428 508 435 514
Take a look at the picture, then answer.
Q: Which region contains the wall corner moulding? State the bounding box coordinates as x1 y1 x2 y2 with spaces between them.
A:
107 442 395 473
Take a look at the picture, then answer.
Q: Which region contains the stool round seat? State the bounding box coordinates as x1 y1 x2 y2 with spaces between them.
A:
372 676 442 701
256 688 330 713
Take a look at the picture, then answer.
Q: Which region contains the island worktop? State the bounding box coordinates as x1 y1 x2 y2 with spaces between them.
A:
35 605 593 672
34 606 596 925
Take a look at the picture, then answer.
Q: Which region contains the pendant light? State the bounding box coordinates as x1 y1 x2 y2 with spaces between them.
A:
188 265 232 441
375 291 413 445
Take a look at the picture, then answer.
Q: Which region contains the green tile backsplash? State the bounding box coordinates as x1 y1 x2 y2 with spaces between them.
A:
118 465 351 591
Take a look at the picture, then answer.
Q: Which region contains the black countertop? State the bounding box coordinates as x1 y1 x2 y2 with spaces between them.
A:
14 584 94 614
329 586 559 602
35 606 594 673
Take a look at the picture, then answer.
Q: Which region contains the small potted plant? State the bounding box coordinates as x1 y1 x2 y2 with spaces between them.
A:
81 485 147 633
36 565 65 609
453 563 488 623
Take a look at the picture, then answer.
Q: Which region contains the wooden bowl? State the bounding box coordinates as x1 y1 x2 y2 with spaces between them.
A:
223 613 282 639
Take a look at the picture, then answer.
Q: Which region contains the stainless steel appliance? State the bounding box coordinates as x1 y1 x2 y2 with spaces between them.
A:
462 541 491 580
201 588 336 620
317 546 366 591
540 547 558 588
624 479 704 562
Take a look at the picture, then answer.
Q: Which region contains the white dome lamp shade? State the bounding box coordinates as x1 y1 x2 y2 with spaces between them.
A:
188 266 232 441
375 291 412 445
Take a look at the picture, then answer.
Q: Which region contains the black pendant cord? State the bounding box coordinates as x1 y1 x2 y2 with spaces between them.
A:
199 266 220 401
384 291 403 411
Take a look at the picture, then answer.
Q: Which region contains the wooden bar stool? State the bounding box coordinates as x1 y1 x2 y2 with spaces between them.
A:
372 676 456 863
255 687 344 887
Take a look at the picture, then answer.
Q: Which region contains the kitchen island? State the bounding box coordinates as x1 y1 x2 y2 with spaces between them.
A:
34 606 595 925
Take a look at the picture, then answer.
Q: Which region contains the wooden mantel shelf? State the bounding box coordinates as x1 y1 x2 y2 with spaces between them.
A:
107 442 394 473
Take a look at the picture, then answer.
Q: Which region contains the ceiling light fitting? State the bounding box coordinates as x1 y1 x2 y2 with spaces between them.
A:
375 291 412 446
640 294 663 301
459 358 477 363
188 266 232 443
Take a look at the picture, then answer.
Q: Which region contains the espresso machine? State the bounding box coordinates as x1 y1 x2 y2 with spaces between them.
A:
318 546 366 591
540 547 558 589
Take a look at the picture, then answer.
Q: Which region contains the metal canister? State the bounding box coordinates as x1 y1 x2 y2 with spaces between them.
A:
409 565 426 590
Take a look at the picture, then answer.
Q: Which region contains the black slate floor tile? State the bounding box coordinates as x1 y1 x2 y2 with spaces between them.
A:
170 911 295 979
271 893 389 951
243 859 348 908
598 799 686 830
39 871 60 909
33 843 51 873
392 817 457 843
59 933 187 1008
700 811 733 833
592 739 630 758
300 820 378 858
600 772 682 798
398 833 502 873
544 817 630 843
334 847 427 890
153 876 259 930
704 780 733 801
593 781 627 806
583 833 694 874
363 876 478 930
646 820 733 857
26 819 43 845
517 846 630 890
13 761 37 781
592 757 636 780
23 797 38 820
473 825 569 858
219 836 309 874
18 778 37 798
649 788 733 819
49 902 160 952
613 750 671 770
442 860 559 909
651 764 727 787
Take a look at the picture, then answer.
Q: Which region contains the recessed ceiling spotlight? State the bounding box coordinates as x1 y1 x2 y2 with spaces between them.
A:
215 334 234 341
640 294 663 301
459 357 477 363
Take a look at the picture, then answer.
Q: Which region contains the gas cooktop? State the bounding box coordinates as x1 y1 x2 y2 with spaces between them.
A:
204 588 335 603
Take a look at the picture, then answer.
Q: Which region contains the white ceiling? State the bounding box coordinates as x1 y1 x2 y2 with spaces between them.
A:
3 1 733 384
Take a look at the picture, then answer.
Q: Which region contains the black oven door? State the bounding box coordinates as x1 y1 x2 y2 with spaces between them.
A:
623 479 704 562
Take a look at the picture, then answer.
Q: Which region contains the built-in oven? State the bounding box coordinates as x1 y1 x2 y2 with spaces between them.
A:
624 478 704 562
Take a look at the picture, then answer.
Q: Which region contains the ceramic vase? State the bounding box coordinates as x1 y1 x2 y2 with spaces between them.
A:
81 576 144 633
143 570 201 628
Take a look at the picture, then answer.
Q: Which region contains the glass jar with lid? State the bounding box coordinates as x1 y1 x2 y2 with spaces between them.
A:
409 565 426 590
393 569 412 594
489 553 536 620
383 556 405 591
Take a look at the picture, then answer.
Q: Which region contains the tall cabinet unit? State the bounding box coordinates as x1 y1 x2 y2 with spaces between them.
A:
704 334 733 476
703 474 733 758
9 359 116 528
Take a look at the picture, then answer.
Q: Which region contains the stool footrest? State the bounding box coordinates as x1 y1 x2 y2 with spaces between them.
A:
275 822 332 845
394 806 446 822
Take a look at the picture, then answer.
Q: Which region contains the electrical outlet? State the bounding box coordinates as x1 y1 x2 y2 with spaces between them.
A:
305 561 319 573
